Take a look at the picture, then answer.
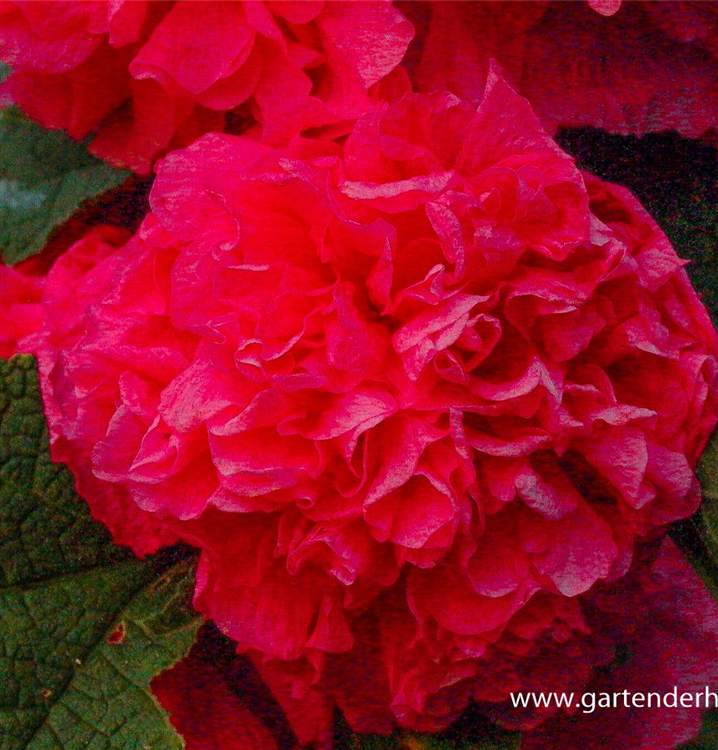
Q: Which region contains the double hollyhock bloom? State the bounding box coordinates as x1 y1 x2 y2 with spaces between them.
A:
404 0 718 138
0 0 412 172
7 71 718 738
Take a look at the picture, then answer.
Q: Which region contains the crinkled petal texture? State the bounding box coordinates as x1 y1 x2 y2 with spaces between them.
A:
0 0 413 172
11 75 718 731
403 0 718 137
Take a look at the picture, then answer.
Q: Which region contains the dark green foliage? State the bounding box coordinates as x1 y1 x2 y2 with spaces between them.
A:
0 109 128 265
0 356 200 749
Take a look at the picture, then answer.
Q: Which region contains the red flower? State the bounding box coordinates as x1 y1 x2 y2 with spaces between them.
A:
9 73 718 729
403 0 718 138
0 0 413 173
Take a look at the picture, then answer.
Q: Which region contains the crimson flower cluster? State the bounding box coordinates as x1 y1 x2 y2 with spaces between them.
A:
2 1 718 747
7 72 718 736
2 1 718 176
0 0 411 171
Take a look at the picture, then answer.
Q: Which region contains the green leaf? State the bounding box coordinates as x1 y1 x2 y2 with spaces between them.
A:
698 428 718 503
698 430 718 559
0 355 201 750
0 109 129 266
670 430 718 607
679 708 718 750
